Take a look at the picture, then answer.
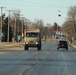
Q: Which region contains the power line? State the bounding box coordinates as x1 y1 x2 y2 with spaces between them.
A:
10 0 68 7
0 1 68 8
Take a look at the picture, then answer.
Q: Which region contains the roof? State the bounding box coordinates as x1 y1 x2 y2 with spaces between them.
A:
25 29 40 33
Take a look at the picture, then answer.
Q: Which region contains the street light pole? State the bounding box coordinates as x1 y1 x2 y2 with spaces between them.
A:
57 10 61 38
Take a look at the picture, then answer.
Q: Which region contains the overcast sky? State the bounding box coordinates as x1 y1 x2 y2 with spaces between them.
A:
0 0 76 26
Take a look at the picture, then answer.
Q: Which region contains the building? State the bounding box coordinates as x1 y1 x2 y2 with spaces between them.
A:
51 29 66 39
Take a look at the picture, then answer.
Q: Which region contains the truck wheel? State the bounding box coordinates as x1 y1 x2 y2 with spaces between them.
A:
57 48 59 50
66 48 68 50
24 45 28 50
37 45 41 50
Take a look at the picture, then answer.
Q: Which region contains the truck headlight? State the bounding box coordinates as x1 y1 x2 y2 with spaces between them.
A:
26 42 28 44
36 42 38 44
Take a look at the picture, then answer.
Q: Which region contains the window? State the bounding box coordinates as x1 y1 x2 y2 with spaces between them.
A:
26 33 38 37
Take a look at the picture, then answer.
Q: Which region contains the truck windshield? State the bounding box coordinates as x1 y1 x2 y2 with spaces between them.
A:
26 33 38 37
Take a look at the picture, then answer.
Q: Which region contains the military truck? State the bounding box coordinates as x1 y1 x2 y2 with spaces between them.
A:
24 29 41 50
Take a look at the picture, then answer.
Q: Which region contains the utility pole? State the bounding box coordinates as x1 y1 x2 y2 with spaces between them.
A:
22 19 24 38
6 10 12 42
21 17 24 37
14 18 16 39
14 14 20 42
21 17 24 35
72 17 76 32
0 6 6 33
14 14 23 42
15 14 22 34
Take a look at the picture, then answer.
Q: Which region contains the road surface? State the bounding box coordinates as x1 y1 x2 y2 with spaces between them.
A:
0 42 76 75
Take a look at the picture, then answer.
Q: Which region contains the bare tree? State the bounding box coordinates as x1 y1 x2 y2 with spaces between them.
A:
62 5 76 40
12 9 21 19
63 21 73 32
62 20 75 40
45 23 52 37
32 19 44 38
11 9 22 36
67 5 76 32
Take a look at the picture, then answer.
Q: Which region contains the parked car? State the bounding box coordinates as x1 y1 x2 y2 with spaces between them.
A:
57 40 68 50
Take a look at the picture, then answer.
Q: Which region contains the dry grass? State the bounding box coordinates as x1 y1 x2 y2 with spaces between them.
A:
71 45 76 48
0 52 7 54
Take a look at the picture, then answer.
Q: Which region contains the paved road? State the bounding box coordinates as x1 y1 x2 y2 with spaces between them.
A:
0 42 76 75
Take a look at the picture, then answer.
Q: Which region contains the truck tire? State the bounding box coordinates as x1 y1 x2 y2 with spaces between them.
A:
24 45 28 50
37 45 41 50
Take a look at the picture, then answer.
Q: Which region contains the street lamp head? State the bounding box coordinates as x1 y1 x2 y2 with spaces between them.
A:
58 14 61 17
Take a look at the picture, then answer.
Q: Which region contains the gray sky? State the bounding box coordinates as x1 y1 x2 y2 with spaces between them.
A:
0 0 76 26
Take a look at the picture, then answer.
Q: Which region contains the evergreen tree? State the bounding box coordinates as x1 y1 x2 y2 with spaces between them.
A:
2 17 13 42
